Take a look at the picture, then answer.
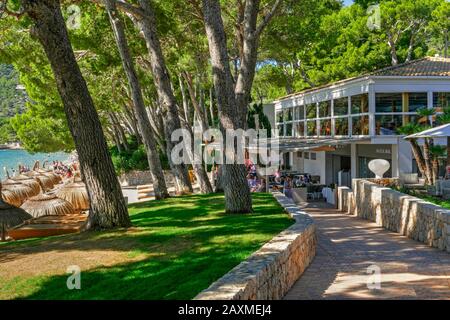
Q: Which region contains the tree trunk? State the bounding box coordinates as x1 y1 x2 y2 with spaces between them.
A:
387 34 399 66
445 29 448 58
209 86 215 126
202 0 252 213
432 159 439 186
179 76 191 125
130 0 192 194
409 139 427 182
214 164 224 193
110 112 129 151
104 0 169 199
179 76 213 194
423 138 433 185
123 103 142 144
23 0 130 229
182 72 209 133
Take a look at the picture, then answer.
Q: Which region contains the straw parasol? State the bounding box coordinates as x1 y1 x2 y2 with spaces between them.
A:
56 181 89 212
11 174 41 196
1 179 34 204
21 193 76 218
27 173 55 191
1 189 22 207
42 171 62 185
0 181 33 241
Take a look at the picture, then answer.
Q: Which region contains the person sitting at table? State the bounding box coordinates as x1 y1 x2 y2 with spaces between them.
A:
284 176 293 198
256 178 267 192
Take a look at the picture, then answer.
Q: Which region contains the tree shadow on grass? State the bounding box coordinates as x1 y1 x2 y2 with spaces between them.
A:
0 193 294 299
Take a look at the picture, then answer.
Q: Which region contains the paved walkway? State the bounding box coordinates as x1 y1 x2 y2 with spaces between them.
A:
284 203 450 300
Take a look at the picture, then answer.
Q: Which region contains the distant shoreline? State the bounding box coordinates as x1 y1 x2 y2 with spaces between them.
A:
0 143 23 150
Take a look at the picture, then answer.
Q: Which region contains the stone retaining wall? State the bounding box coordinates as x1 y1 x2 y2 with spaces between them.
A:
119 170 176 186
337 179 450 252
194 192 316 300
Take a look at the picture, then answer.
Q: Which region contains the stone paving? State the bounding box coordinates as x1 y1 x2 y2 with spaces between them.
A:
284 202 450 300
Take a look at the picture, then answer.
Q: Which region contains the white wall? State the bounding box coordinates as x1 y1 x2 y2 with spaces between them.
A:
303 151 326 184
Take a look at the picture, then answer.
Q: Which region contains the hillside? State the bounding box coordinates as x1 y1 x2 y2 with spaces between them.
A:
0 64 26 143
0 64 26 117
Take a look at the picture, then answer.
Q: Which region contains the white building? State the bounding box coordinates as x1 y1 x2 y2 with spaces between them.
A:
268 57 450 186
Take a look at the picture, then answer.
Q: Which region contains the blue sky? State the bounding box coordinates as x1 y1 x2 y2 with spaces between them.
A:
343 0 354 6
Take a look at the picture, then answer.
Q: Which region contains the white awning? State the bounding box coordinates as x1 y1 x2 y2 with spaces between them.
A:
258 137 370 152
404 124 450 139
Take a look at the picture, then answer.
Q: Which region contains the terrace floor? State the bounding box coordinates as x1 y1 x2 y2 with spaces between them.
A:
284 202 450 300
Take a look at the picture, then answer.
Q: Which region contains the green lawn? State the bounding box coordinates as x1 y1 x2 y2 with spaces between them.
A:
0 193 293 300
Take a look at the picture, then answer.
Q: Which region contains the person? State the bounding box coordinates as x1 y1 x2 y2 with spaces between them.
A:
274 169 281 184
284 176 292 198
257 178 267 192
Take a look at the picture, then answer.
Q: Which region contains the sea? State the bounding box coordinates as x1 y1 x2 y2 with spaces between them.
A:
0 149 69 180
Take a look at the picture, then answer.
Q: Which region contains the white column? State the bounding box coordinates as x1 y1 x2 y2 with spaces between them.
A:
428 91 434 125
348 96 352 136
391 143 399 178
398 137 413 174
331 99 335 137
351 143 357 180
369 84 376 136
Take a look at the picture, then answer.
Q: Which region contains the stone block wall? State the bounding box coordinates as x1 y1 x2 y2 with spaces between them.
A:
338 179 450 252
194 192 316 300
119 170 176 186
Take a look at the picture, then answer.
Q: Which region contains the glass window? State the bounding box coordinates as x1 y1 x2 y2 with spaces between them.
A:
304 152 309 159
295 122 305 137
306 103 316 119
351 94 369 114
408 93 427 112
334 98 348 116
277 124 284 137
307 120 317 136
375 93 402 113
319 100 331 118
320 119 332 136
285 123 293 136
406 114 429 126
284 108 293 121
352 116 369 136
375 114 403 135
298 105 304 120
311 153 317 160
293 106 300 120
335 118 349 136
276 111 283 123
433 92 450 112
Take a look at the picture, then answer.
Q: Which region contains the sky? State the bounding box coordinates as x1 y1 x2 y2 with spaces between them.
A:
343 0 354 6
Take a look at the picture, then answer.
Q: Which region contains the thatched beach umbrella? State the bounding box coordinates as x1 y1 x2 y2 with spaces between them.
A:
21 193 76 218
1 179 34 205
56 182 89 212
42 171 62 185
11 174 41 196
28 173 54 191
0 182 33 241
1 189 22 207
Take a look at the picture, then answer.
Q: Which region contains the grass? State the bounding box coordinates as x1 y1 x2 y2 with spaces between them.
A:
0 193 293 300
393 186 450 209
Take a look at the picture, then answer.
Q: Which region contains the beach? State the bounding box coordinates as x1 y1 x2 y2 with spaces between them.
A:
0 149 68 180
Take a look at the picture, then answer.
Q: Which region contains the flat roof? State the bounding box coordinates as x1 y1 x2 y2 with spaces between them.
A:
274 57 450 103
